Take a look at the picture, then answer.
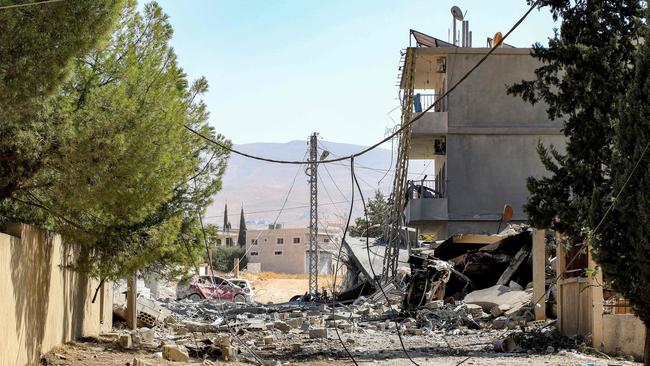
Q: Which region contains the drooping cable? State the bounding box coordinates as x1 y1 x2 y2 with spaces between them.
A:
184 0 541 166
329 157 359 365
352 160 421 366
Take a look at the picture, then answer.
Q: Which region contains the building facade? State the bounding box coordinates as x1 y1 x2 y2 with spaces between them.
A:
245 226 338 274
401 30 565 239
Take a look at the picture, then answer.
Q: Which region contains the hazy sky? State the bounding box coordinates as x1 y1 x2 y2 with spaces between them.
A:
152 0 557 147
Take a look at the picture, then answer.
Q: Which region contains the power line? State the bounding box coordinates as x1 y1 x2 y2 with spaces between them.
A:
0 0 64 10
205 199 361 220
185 0 540 166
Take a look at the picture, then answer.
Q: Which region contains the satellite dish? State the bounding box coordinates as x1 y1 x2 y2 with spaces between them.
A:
451 6 464 21
493 32 504 47
502 204 514 223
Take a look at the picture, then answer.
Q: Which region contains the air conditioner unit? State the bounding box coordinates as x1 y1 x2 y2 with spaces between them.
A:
434 138 446 155
436 57 446 73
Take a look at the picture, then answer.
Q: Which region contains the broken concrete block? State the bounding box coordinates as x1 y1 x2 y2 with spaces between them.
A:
131 358 154 366
463 285 531 311
465 304 484 317
213 334 231 348
162 344 190 362
273 321 291 332
425 300 444 309
101 332 121 341
118 334 132 349
138 327 155 343
309 327 328 339
509 280 523 291
490 306 503 317
263 335 273 345
492 316 508 329
286 318 303 328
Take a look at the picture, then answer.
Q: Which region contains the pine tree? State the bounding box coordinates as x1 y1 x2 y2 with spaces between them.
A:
0 1 123 200
350 191 389 238
0 1 231 280
237 206 247 247
593 5 650 362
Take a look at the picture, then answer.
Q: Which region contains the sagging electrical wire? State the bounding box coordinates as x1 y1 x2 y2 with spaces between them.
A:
352 159 421 366
184 0 541 166
329 157 359 366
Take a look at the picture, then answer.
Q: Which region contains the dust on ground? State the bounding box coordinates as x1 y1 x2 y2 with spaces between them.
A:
240 272 337 304
42 337 640 366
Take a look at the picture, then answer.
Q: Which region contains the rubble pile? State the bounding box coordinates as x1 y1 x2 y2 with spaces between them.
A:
103 225 586 364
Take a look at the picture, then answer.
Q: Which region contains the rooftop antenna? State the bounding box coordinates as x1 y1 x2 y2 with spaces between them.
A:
451 6 463 46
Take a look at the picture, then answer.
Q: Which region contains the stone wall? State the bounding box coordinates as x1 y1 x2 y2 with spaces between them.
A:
0 224 112 366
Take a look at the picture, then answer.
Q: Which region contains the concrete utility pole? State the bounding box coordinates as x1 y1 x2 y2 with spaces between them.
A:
307 133 319 294
126 272 137 330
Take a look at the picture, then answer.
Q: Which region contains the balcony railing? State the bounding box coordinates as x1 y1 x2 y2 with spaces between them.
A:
407 179 446 199
413 93 446 113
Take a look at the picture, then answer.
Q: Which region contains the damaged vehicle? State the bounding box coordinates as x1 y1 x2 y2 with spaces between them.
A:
177 275 249 302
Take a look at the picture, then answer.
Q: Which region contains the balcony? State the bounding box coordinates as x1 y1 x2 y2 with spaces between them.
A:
411 93 448 136
404 179 448 223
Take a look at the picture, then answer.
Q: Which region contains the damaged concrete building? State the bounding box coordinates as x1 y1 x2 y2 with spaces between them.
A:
401 30 565 239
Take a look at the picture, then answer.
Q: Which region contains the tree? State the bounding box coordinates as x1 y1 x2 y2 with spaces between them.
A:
211 245 247 273
593 5 650 362
223 204 230 233
237 206 247 247
508 0 643 238
0 1 230 280
350 191 389 238
0 1 123 200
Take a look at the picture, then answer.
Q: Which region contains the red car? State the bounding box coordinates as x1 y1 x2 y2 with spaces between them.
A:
177 275 248 302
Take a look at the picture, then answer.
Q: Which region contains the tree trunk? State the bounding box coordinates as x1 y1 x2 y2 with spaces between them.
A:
645 324 650 366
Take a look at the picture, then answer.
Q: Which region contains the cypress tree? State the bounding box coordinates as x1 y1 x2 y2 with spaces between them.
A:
237 206 247 247
593 5 650 362
508 0 643 238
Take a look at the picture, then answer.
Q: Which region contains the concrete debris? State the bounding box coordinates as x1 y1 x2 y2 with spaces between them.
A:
162 344 190 362
98 224 590 364
118 334 132 349
131 358 154 366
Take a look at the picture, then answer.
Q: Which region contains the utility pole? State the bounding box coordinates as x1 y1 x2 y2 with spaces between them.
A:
307 133 319 294
126 272 137 330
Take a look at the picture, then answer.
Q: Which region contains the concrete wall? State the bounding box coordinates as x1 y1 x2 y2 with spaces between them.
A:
0 224 112 366
446 134 566 225
245 228 336 274
602 314 646 361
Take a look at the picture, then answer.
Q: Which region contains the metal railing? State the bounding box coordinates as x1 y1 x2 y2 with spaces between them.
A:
413 93 446 113
407 179 445 199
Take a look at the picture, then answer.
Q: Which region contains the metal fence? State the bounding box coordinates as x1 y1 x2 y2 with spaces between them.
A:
413 93 446 112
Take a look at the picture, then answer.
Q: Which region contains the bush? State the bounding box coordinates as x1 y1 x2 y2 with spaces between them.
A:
211 246 248 272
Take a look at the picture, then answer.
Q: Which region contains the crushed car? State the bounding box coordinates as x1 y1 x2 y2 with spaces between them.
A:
177 275 249 302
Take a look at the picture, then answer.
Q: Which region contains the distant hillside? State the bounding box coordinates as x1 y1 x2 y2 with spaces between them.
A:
203 140 434 230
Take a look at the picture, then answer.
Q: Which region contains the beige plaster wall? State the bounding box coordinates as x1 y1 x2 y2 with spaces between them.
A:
246 228 335 274
0 224 111 366
602 314 646 361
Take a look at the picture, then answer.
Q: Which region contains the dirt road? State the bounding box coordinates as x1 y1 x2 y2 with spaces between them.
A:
241 272 337 303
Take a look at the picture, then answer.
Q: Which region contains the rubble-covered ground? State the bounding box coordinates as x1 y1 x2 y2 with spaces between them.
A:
43 335 640 366
43 297 641 365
